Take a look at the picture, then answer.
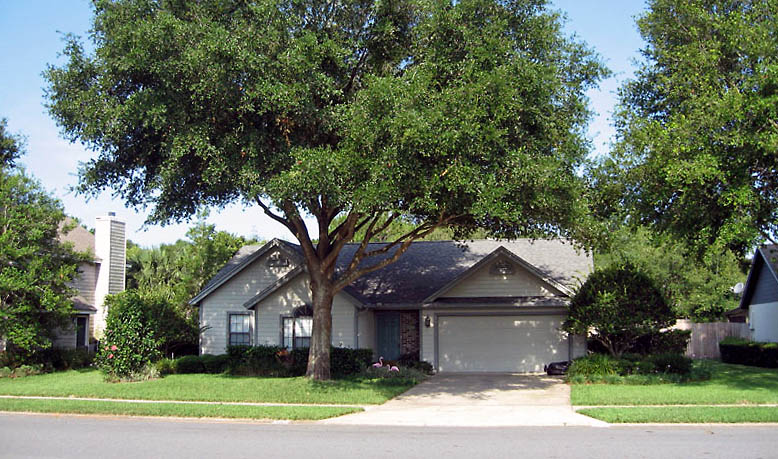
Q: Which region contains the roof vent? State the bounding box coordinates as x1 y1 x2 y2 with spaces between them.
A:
107 212 116 217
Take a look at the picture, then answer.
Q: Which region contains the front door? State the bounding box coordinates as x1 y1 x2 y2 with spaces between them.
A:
75 316 88 348
376 312 401 361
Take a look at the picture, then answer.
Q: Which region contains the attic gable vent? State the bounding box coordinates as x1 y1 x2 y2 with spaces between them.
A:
267 252 290 267
490 260 515 276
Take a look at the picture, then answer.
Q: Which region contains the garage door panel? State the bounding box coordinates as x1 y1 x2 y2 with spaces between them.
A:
437 315 568 373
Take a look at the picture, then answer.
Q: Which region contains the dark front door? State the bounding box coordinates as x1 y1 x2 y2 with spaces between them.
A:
75 316 87 348
376 312 401 361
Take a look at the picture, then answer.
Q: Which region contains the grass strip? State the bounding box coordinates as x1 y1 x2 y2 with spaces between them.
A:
0 370 411 405
0 398 361 420
578 406 778 423
571 361 778 406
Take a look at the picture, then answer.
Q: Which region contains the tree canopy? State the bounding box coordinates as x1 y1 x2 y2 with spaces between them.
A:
596 226 745 321
0 119 87 358
563 262 674 358
45 0 607 379
597 0 778 255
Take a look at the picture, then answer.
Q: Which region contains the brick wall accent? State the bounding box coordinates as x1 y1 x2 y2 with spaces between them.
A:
400 311 420 359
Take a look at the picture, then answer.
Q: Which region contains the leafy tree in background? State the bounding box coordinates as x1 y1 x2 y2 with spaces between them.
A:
563 262 674 358
126 217 251 356
0 119 87 359
45 0 607 379
596 226 745 321
598 0 778 255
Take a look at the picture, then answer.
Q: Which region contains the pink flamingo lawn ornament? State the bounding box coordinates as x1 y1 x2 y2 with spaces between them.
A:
389 365 400 372
372 356 384 368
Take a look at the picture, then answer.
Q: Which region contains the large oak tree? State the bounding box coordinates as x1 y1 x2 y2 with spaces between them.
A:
46 0 606 379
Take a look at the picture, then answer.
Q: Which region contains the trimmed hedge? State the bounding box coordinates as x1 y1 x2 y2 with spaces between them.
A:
719 338 778 368
226 345 373 378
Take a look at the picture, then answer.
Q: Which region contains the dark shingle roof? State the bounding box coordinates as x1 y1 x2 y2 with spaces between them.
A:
760 245 778 278
72 296 97 313
192 239 592 306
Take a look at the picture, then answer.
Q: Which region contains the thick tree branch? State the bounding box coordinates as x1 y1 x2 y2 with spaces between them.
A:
255 197 296 235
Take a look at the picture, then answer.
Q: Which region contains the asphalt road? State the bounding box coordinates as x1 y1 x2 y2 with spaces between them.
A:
1 413 777 459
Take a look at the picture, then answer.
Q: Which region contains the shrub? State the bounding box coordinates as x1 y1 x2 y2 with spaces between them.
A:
567 354 621 378
331 348 373 378
200 354 230 374
719 338 778 368
647 353 692 375
357 365 427 386
155 358 176 376
33 348 94 371
175 355 205 374
0 367 11 378
225 345 374 378
11 364 42 378
96 291 161 381
563 262 674 357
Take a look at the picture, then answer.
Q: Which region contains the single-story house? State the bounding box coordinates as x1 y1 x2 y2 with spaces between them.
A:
190 238 592 373
53 213 126 349
734 244 778 342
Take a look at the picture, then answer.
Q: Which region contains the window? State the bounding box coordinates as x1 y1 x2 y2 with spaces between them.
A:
283 317 312 349
229 314 251 346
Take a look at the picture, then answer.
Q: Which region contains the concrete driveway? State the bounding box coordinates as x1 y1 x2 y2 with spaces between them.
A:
322 373 608 427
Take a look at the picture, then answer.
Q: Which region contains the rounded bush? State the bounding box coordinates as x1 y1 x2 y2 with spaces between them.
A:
175 355 205 374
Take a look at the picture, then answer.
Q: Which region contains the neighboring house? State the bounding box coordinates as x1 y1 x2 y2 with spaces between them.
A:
734 245 778 342
54 213 126 350
190 238 592 373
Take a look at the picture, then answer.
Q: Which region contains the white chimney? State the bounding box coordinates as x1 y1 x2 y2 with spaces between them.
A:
93 213 126 338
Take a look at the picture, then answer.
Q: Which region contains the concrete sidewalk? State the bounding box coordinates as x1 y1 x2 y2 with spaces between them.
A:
322 373 608 427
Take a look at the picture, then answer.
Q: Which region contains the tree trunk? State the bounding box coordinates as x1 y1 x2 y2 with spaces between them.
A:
306 279 333 380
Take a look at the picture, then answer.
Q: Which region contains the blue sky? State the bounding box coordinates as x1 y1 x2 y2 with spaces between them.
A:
0 0 647 248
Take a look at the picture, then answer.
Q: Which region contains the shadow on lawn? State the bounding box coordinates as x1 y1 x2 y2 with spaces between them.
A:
682 360 778 391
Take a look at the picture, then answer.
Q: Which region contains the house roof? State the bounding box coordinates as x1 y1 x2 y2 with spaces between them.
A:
739 244 778 309
191 238 592 307
58 218 97 260
72 295 97 313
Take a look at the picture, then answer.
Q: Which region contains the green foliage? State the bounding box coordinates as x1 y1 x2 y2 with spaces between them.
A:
97 291 161 381
45 0 607 380
588 329 692 356
563 262 674 357
154 358 176 376
357 366 428 386
567 353 694 383
595 227 745 320
0 121 87 359
32 348 94 372
173 355 205 375
597 0 778 255
226 345 373 379
719 338 778 368
199 354 231 374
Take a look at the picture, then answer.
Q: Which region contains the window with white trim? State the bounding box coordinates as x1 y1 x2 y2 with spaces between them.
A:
229 314 251 346
283 317 312 349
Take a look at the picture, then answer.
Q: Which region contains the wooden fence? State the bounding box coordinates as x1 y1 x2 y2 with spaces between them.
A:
673 320 750 359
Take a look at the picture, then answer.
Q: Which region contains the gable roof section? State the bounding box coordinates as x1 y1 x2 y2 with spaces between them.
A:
423 246 572 302
337 239 591 305
740 244 778 308
189 238 303 305
58 218 98 261
191 238 592 307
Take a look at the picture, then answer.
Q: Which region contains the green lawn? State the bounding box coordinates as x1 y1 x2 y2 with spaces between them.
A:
572 361 778 406
578 406 778 423
0 398 360 420
0 370 412 405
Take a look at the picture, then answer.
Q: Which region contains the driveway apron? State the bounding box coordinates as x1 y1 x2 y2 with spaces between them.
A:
322 373 607 427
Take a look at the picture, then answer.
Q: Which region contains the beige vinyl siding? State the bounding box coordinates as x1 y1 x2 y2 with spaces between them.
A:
421 315 435 363
255 276 356 348
200 249 294 354
443 257 562 298
357 309 375 351
71 263 97 305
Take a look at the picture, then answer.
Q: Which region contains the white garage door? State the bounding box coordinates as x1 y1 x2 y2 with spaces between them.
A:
437 315 569 373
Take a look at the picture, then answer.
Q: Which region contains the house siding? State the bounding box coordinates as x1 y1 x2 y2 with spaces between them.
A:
254 276 356 348
199 249 294 354
442 257 561 298
749 301 778 342
72 262 97 306
357 309 375 351
751 262 778 305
